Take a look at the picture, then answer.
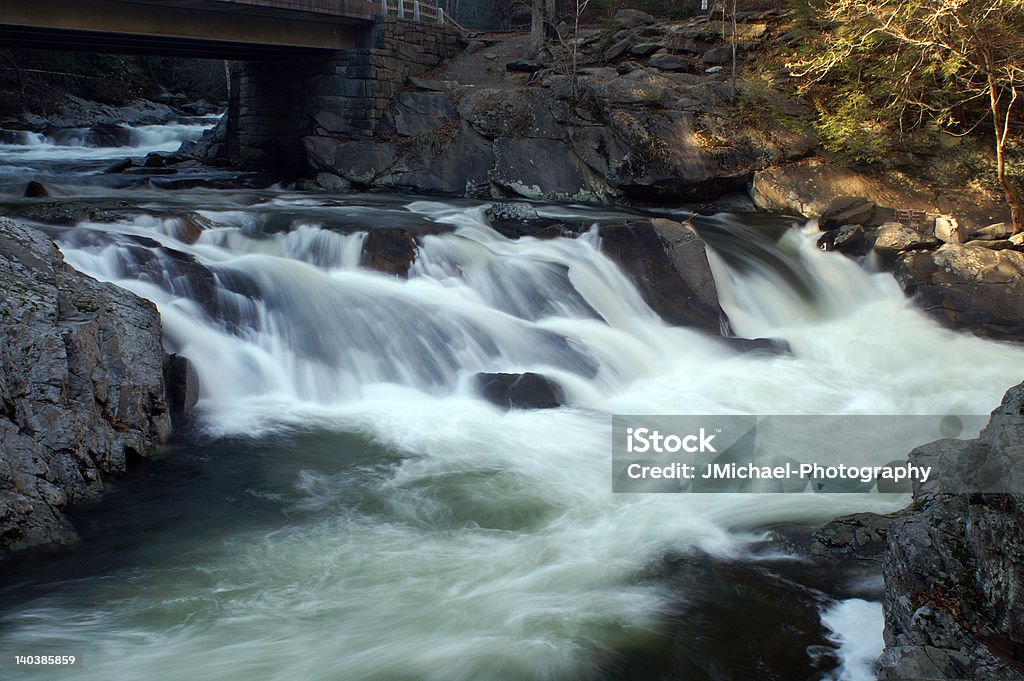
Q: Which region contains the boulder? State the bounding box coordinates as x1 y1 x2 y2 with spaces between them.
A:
873 222 939 257
819 196 877 231
605 38 633 61
474 372 565 410
505 59 543 73
895 244 1024 338
934 215 967 244
103 158 134 174
702 46 733 65
24 181 49 198
598 218 728 334
969 222 1015 241
614 9 656 27
629 43 664 58
647 53 695 72
817 224 867 255
0 218 170 557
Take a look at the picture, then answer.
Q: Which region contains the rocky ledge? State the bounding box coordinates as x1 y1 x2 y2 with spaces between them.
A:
807 195 1024 340
878 382 1024 680
0 218 171 558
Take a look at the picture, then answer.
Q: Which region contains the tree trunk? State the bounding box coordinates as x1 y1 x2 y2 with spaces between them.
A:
989 76 1023 233
530 0 544 56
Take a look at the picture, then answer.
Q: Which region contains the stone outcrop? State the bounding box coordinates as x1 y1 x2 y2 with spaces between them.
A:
0 218 170 557
878 382 1024 681
807 195 1024 340
895 245 1024 338
297 13 814 202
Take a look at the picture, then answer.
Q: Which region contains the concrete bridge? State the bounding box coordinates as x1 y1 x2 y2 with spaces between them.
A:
0 0 463 170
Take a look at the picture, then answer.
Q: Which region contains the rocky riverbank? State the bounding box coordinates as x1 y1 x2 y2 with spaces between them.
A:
0 218 183 559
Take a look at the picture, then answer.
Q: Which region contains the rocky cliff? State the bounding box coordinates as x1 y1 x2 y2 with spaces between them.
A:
0 218 170 557
878 382 1024 680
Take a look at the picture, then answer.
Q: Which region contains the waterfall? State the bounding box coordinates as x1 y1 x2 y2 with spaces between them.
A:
2 184 1023 681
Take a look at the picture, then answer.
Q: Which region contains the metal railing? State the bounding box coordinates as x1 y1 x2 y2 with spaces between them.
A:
370 0 465 30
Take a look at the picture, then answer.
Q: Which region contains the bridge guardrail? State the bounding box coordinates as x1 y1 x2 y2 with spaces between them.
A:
369 0 467 33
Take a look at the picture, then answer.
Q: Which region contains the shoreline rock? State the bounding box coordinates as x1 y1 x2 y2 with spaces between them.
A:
0 218 171 559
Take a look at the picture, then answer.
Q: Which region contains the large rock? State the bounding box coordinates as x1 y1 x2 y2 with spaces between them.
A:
873 222 939 257
391 92 457 137
614 9 656 27
0 218 170 556
303 137 397 188
895 244 1024 338
598 218 728 334
474 372 565 410
878 382 1024 681
490 138 605 202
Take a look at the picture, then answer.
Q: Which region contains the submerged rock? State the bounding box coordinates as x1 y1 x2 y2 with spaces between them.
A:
0 218 170 557
474 372 565 410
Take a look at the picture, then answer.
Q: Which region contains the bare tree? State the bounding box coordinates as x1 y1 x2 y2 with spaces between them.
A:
793 0 1023 231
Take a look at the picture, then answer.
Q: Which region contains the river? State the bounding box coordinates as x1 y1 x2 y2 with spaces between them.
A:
0 120 1020 681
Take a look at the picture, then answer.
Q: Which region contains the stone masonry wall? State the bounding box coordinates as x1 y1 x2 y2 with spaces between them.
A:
227 15 461 174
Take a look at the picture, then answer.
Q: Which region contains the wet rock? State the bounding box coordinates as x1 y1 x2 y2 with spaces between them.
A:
895 244 1024 338
474 372 565 410
614 9 656 27
817 224 867 255
103 158 134 174
24 181 49 198
0 218 170 557
878 383 1024 681
315 172 353 192
164 354 200 426
85 122 134 147
599 218 728 334
773 512 894 568
10 201 128 226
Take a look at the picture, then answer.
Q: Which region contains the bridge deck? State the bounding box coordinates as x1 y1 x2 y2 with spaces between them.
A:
0 0 388 57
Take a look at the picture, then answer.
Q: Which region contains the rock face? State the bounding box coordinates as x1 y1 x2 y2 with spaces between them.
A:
299 15 814 203
878 382 1024 681
599 218 728 334
0 218 170 557
895 245 1024 338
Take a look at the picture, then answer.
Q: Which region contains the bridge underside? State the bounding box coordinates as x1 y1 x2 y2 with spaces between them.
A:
0 0 372 58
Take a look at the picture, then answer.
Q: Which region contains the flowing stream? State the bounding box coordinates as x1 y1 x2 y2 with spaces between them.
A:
1 121 1022 681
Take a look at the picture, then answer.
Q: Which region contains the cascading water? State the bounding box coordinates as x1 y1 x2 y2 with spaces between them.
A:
1 124 1023 681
